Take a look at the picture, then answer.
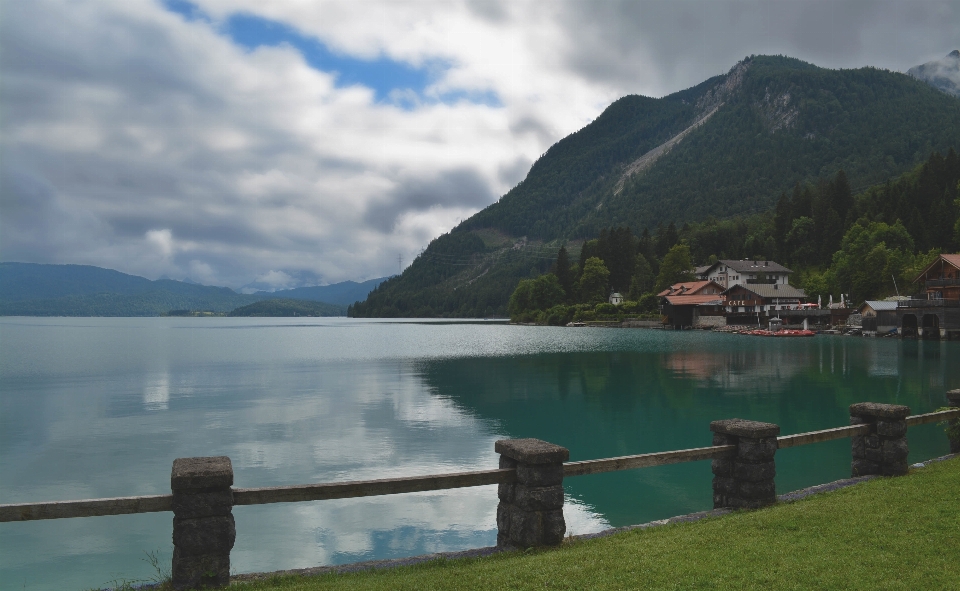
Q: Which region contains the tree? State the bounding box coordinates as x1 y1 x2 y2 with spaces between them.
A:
598 226 638 293
579 257 611 304
830 220 916 302
785 217 817 266
628 254 654 300
552 246 574 300
508 274 565 317
654 244 694 293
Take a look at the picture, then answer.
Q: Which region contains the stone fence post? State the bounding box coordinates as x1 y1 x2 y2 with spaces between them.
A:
850 403 910 477
946 390 960 454
495 438 568 548
171 457 236 590
710 419 780 509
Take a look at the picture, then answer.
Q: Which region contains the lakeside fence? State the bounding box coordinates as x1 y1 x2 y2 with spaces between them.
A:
3 393 959 590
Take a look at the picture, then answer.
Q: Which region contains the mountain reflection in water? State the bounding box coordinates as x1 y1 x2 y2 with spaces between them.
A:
1 319 956 590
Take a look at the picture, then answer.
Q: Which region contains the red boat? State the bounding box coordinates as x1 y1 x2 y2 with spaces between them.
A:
740 329 816 337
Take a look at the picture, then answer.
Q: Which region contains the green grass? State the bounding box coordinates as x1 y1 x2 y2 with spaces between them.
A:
231 457 959 591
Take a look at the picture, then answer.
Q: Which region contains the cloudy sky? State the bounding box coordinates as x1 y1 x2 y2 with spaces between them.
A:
2 0 958 289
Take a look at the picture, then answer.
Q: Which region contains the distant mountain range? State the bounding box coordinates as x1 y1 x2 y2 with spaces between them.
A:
0 262 387 316
352 54 960 318
909 50 960 98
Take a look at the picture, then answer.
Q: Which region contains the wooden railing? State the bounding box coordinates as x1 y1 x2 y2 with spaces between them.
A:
1 402 958 589
2 408 957 524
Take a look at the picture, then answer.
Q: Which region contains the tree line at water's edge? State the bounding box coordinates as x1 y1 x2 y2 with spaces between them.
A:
351 148 960 322
503 149 959 324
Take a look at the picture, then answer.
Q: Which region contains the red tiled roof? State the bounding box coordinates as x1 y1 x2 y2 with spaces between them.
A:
657 280 722 297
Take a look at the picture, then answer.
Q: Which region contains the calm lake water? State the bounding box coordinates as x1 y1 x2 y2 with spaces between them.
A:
0 318 956 590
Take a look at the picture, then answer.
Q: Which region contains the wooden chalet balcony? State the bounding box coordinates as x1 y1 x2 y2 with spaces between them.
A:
925 278 960 288
898 298 960 308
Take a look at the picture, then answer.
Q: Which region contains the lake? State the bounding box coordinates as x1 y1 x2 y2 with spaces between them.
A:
0 318 956 590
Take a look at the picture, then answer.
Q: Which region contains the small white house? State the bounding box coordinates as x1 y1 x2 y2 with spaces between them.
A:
609 292 624 305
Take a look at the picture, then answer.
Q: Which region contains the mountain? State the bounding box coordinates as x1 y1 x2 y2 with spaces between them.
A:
0 263 371 316
908 50 960 98
351 55 960 318
263 277 389 306
227 298 345 317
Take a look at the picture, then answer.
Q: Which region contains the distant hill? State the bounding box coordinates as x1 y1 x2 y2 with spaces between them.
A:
352 54 960 318
908 50 960 98
263 277 388 306
0 263 378 316
227 298 345 317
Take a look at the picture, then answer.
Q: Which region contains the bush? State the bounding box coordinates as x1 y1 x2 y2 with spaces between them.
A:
639 293 660 313
544 305 574 326
595 303 618 315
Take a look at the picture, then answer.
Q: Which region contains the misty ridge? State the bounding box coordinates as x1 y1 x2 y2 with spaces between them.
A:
908 50 960 98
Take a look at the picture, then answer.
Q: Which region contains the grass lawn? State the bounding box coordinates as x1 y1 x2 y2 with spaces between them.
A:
231 457 958 590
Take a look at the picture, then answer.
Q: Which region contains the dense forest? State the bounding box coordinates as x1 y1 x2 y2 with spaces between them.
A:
351 55 960 319
506 148 959 323
227 298 345 317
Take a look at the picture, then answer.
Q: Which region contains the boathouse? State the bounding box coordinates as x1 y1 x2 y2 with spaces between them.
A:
658 281 726 329
859 301 899 334
896 254 960 339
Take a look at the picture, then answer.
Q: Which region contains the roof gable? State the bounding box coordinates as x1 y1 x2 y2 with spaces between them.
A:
914 254 960 283
700 259 793 275
657 280 725 297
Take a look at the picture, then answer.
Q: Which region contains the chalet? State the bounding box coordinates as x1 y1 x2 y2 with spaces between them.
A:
723 283 807 325
658 281 726 328
914 253 960 300
859 301 898 334
697 259 792 290
896 254 960 339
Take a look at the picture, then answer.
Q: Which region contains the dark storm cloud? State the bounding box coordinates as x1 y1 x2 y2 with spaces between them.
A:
364 168 496 232
557 0 960 96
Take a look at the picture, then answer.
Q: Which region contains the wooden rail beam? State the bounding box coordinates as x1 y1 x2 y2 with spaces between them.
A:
776 424 871 449
562 445 735 478
906 408 960 426
232 468 515 506
0 494 172 522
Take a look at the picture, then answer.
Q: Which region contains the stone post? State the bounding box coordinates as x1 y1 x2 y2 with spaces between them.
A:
710 419 780 509
946 390 960 454
850 403 910 477
495 438 568 548
171 457 235 590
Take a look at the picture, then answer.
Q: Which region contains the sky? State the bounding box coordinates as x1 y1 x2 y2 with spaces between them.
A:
2 0 958 290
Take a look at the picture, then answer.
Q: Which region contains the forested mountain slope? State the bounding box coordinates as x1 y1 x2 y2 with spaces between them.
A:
353 55 960 318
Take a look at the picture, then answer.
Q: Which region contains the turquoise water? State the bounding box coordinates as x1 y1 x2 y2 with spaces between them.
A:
0 318 956 590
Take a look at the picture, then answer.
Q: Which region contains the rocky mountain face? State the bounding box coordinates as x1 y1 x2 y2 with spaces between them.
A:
352 55 960 318
908 50 960 98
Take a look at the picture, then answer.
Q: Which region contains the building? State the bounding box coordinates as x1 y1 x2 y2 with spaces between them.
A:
697 259 792 290
723 283 808 325
609 292 623 306
859 301 898 334
896 254 960 338
658 281 726 328
913 253 960 300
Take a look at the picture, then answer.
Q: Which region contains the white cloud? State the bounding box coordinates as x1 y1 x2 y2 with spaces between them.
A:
1 0 957 288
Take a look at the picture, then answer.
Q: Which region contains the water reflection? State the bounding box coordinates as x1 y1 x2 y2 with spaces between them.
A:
2 320 959 591
414 335 960 527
